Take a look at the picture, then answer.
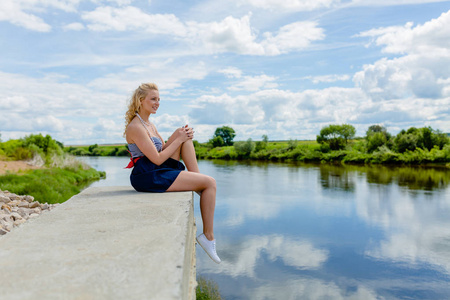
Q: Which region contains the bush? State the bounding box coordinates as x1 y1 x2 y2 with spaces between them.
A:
394 133 418 153
234 139 255 158
209 136 225 148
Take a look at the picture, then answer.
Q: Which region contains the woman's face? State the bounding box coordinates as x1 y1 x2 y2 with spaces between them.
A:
142 90 160 114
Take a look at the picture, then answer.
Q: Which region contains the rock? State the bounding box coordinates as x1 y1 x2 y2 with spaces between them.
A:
0 214 11 222
0 228 8 235
8 200 20 206
24 195 34 202
10 212 22 221
0 196 10 203
29 213 39 219
1 204 11 212
17 208 28 218
8 194 21 201
29 201 40 209
18 201 29 208
3 221 13 231
13 219 26 227
32 207 41 214
40 203 49 210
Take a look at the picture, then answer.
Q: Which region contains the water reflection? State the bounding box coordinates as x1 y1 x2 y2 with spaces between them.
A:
78 157 450 299
318 164 355 191
201 235 328 278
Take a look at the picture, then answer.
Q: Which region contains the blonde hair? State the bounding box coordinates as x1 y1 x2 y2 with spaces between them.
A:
124 83 159 136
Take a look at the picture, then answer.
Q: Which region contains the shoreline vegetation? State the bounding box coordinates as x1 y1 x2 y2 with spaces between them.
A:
64 125 450 166
0 134 105 204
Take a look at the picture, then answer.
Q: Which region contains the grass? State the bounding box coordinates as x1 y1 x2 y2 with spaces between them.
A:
196 276 222 300
0 162 106 204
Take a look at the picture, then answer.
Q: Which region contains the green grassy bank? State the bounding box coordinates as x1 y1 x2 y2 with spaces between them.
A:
195 139 450 165
64 139 450 166
0 165 105 204
1 134 106 204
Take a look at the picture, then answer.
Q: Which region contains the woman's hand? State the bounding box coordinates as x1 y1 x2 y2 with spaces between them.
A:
184 125 195 139
175 125 194 142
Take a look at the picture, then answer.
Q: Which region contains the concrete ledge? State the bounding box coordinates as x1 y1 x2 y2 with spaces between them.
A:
0 186 196 300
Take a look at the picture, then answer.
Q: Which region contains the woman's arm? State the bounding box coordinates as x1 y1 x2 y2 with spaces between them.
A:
127 122 190 166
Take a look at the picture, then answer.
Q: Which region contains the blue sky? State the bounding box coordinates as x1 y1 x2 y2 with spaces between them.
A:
0 0 449 145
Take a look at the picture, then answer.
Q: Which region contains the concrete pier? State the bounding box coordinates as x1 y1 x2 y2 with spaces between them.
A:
0 186 197 300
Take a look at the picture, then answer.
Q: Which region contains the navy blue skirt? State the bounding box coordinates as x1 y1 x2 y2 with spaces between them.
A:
130 156 185 193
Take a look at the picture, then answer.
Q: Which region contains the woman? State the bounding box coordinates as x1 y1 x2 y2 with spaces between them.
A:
124 83 221 264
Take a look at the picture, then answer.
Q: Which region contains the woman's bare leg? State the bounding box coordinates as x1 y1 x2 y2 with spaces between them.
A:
180 140 199 172
166 171 216 240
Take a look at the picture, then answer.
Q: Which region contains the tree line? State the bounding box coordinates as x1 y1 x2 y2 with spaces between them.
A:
199 124 450 164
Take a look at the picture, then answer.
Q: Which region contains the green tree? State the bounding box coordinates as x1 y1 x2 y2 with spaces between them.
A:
341 124 357 145
21 133 63 155
213 126 236 146
316 124 356 150
394 130 418 153
366 125 392 152
88 144 98 153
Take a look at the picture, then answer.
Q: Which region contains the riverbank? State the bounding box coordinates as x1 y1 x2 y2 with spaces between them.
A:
65 140 450 166
0 160 43 175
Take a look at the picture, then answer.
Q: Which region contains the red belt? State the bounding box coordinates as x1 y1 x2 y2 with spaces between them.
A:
125 150 143 168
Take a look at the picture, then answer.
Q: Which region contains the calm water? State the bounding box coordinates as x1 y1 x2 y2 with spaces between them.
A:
79 157 450 300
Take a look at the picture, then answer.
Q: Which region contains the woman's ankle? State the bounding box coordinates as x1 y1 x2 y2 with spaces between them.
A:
204 232 214 241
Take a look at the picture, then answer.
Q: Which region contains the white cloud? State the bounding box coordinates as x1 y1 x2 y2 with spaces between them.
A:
189 88 368 139
87 59 209 93
82 6 187 35
0 0 86 31
304 74 351 84
64 22 85 30
229 74 278 91
80 7 325 55
358 10 450 55
218 67 243 78
0 0 52 32
355 10 450 101
262 21 325 55
350 0 450 6
186 14 265 55
0 71 126 144
242 0 340 12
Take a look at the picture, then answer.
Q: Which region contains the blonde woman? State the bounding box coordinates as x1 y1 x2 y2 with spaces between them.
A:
124 83 220 264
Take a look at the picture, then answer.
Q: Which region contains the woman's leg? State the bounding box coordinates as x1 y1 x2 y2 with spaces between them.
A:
166 139 199 172
166 171 216 240
180 140 199 172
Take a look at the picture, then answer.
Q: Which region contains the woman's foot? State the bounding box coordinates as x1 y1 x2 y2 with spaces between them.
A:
196 233 221 264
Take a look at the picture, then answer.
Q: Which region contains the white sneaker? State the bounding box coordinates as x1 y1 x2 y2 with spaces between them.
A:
196 233 221 264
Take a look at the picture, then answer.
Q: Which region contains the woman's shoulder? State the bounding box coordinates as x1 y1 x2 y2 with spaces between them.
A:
127 118 142 131
125 118 144 141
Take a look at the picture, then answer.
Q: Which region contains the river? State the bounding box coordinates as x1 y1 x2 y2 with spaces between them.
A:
79 156 450 300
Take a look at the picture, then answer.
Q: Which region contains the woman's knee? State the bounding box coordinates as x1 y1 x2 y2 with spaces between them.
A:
206 176 216 190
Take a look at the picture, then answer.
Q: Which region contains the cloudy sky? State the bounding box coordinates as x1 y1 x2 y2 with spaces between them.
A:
0 0 449 145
